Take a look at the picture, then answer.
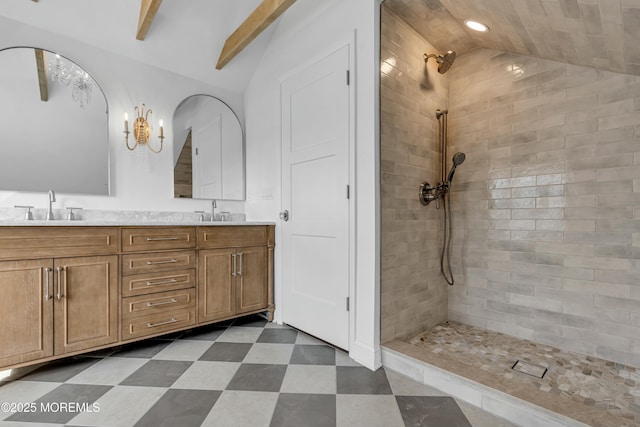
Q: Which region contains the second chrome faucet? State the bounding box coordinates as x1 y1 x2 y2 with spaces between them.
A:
211 199 217 222
46 190 56 220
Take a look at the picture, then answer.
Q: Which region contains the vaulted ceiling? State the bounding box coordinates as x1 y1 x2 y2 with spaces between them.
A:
0 0 287 93
383 0 640 76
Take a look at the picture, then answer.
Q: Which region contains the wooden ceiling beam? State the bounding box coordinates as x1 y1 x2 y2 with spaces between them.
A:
216 0 296 70
34 49 48 102
136 0 163 41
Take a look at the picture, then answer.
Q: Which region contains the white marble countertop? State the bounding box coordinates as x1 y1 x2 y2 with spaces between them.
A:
0 220 274 227
0 208 274 226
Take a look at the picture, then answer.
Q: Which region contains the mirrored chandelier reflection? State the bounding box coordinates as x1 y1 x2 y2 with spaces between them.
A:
48 54 93 107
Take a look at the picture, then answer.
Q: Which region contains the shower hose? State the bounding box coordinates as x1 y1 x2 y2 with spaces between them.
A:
440 189 454 286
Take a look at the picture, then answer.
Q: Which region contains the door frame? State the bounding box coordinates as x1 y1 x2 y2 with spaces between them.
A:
275 33 357 352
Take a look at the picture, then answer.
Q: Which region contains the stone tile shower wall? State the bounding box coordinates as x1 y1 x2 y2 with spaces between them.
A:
380 7 450 343
446 48 640 367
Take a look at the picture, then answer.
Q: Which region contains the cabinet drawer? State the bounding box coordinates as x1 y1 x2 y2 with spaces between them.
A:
122 269 195 297
121 309 195 341
198 226 268 248
0 227 118 260
122 289 195 319
122 250 196 275
122 228 196 252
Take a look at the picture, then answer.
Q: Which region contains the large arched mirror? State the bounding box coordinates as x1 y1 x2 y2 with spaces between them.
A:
173 95 244 200
0 47 109 195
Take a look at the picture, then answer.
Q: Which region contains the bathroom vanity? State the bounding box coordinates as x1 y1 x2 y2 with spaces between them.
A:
0 223 274 370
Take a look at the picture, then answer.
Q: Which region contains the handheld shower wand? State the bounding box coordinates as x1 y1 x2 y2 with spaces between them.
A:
446 152 466 185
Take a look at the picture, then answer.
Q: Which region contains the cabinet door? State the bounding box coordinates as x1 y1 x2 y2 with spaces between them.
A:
236 246 268 314
198 248 235 323
0 259 53 367
54 255 118 355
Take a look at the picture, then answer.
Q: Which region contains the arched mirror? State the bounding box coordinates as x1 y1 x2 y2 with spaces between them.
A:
173 95 244 200
0 47 109 195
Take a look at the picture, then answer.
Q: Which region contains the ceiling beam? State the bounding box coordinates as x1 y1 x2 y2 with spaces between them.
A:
216 0 296 70
136 0 163 41
34 48 48 102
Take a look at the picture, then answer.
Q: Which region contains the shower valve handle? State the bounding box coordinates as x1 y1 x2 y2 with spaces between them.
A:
419 182 438 206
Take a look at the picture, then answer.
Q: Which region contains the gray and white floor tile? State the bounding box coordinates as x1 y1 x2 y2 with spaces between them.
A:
0 314 516 426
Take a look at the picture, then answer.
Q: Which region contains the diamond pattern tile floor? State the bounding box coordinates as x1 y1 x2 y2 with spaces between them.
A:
0 314 517 426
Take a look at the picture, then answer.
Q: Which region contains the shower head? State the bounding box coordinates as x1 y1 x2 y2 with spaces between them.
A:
452 152 466 166
446 152 466 184
424 50 457 74
438 50 457 73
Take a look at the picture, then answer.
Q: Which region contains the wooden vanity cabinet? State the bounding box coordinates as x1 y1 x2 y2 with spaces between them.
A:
198 226 273 323
0 224 274 370
0 227 119 368
120 227 197 341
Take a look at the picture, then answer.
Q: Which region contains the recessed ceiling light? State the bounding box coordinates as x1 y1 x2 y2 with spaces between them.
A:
464 20 489 32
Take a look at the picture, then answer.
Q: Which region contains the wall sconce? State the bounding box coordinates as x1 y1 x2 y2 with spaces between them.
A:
124 103 164 153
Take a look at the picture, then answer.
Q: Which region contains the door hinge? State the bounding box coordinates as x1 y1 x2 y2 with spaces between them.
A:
346 297 350 311
346 70 350 85
195 148 199 155
346 185 350 199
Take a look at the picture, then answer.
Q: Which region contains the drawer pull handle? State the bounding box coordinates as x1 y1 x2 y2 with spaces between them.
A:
146 278 179 286
146 237 178 241
146 259 178 265
147 318 178 328
146 298 178 307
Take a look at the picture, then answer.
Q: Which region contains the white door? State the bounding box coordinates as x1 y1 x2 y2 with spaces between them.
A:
192 116 222 199
281 45 351 350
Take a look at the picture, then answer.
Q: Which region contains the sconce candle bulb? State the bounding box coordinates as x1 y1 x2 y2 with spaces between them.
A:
124 103 163 153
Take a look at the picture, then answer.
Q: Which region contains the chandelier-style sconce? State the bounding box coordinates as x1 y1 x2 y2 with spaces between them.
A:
124 104 164 153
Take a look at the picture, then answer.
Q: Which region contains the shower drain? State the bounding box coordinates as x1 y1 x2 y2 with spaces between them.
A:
511 360 547 379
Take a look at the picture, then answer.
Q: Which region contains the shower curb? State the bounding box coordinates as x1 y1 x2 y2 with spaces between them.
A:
381 345 591 427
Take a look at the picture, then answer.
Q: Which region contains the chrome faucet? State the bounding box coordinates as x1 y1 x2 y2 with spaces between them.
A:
46 190 56 220
211 199 217 222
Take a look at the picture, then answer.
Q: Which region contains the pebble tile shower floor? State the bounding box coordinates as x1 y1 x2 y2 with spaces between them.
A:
0 315 515 427
406 321 640 427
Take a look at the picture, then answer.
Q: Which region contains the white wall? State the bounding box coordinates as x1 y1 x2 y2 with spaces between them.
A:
245 0 382 369
0 15 245 215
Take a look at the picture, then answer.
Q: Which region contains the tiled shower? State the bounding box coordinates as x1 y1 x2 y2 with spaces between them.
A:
380 1 640 416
